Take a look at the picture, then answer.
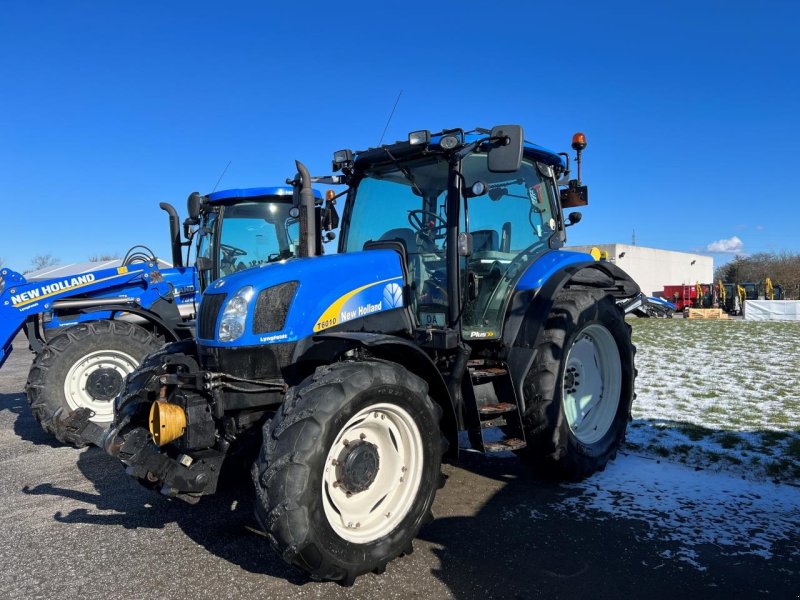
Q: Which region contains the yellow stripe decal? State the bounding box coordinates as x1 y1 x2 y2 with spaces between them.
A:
313 276 402 332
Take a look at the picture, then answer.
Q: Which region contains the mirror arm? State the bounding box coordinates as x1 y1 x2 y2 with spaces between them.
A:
558 152 570 180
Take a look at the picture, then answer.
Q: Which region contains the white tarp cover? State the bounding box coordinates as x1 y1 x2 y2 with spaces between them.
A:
744 300 800 321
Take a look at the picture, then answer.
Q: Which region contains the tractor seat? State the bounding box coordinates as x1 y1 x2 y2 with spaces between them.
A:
379 228 418 251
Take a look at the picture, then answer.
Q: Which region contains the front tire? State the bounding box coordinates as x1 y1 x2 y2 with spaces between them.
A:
26 320 162 447
252 360 445 585
519 288 635 480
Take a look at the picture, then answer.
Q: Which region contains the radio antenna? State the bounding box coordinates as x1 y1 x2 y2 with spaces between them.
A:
211 160 232 193
378 90 403 146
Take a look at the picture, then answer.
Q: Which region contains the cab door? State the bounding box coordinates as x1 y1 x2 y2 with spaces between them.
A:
459 154 560 339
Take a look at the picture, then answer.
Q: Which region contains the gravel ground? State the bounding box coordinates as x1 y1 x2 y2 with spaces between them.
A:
1 333 798 599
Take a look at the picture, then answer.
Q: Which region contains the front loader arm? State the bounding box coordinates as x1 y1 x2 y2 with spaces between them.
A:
0 263 164 368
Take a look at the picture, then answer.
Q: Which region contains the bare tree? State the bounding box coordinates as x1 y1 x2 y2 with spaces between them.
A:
715 251 800 299
88 253 120 262
30 254 60 271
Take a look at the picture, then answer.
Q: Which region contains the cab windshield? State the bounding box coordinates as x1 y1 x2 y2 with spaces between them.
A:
198 200 300 281
342 151 558 337
218 201 299 275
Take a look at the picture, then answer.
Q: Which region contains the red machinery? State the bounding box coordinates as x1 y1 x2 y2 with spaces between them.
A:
662 283 713 311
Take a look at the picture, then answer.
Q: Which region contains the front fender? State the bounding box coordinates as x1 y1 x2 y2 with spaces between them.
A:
301 331 458 459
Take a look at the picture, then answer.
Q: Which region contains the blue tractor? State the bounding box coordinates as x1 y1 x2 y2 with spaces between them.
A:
1 186 323 446
69 126 639 583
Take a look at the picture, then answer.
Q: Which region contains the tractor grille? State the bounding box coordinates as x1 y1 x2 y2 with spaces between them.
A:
253 281 298 334
198 293 226 339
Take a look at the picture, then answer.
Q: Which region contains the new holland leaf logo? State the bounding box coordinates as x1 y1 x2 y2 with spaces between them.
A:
383 283 403 308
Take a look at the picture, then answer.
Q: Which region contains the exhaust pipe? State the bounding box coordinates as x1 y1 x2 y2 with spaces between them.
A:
294 161 317 258
159 202 184 268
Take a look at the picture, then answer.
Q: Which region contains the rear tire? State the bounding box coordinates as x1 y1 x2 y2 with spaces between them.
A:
519 288 635 480
26 320 162 447
252 360 445 585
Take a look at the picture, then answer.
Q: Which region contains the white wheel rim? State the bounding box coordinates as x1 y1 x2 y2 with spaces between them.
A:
321 402 424 544
63 350 139 423
562 323 622 445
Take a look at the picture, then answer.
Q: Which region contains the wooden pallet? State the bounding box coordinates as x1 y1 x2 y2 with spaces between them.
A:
686 308 729 319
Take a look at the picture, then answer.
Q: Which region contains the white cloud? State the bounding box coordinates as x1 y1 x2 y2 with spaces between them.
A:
706 236 744 253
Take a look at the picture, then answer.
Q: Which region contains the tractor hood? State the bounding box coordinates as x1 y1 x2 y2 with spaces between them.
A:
196 250 406 347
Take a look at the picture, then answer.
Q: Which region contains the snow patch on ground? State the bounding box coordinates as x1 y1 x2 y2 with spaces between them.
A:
557 455 800 569
628 319 800 483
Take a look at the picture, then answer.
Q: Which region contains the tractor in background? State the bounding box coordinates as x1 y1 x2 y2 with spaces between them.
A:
64 125 640 584
1 186 324 446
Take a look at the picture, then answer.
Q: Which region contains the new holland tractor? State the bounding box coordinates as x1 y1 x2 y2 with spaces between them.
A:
63 125 639 584
1 186 323 447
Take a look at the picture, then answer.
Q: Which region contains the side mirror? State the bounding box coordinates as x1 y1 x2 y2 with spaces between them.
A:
565 211 583 227
187 192 203 221
488 125 524 173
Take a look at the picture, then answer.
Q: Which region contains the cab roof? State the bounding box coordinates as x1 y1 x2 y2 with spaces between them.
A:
353 130 565 170
206 186 322 203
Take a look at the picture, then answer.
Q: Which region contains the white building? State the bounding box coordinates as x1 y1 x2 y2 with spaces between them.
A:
566 244 713 297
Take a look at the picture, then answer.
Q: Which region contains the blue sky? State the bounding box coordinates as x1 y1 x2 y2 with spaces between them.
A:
1 1 797 271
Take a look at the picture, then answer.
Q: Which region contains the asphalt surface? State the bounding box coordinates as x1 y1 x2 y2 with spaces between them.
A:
0 333 797 600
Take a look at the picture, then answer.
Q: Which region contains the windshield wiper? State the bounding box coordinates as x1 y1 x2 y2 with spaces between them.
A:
382 148 424 196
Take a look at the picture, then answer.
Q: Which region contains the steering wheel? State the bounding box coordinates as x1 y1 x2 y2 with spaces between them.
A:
220 243 247 258
219 243 248 274
407 210 447 237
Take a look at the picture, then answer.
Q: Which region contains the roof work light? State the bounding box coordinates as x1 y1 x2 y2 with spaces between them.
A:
332 149 353 172
408 130 431 145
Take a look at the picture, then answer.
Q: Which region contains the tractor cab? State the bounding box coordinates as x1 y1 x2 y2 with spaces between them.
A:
335 127 581 346
741 282 759 301
191 187 323 290
168 186 324 294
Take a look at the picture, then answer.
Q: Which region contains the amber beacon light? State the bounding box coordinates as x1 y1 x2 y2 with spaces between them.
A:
571 132 587 183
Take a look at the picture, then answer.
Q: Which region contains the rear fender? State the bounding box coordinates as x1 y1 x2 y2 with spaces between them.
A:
297 331 458 459
503 261 639 412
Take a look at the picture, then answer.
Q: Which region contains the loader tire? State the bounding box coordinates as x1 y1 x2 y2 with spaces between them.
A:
519 288 635 480
252 360 445 585
26 320 162 447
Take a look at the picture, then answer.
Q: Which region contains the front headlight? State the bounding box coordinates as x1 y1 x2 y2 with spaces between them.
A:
218 286 254 342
